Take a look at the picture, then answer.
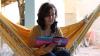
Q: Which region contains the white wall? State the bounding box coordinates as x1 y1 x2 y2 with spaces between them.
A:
1 2 20 24
76 0 100 21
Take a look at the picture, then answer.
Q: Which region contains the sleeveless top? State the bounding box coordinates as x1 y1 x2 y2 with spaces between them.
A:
30 25 64 50
31 25 63 39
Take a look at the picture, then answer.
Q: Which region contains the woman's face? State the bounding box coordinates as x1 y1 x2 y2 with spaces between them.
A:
44 8 56 26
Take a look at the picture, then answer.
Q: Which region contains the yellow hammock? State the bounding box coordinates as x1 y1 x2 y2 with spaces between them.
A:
0 4 100 56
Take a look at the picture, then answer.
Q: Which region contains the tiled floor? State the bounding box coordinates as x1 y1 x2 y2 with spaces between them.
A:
0 44 14 56
1 43 100 56
74 45 100 56
73 17 100 56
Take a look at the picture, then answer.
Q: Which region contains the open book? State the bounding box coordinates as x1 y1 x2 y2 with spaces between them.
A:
34 37 68 48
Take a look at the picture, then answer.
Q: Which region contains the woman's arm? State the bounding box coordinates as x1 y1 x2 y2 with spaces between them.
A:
29 26 56 56
28 26 39 47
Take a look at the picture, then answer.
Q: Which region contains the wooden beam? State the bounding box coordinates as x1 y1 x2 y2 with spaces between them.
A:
1 0 16 7
17 0 25 25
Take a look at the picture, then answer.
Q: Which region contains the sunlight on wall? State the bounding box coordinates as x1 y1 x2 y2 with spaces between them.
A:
76 0 100 22
1 2 20 24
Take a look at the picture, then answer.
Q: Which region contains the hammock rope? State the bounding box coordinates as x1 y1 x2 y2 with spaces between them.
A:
69 4 100 53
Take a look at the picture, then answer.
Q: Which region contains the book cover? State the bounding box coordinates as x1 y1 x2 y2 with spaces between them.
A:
34 37 68 48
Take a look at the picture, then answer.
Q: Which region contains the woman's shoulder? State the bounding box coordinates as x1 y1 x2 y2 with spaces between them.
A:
56 27 62 32
32 25 40 30
30 25 40 33
30 25 41 37
33 25 39 28
56 27 63 37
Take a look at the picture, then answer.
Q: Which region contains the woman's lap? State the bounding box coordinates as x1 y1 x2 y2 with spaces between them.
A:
41 49 70 56
41 52 56 56
54 50 70 56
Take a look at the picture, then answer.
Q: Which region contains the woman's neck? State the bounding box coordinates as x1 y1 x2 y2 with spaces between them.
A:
45 25 51 30
41 25 51 36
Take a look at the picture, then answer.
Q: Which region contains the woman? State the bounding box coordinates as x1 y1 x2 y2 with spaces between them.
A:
29 2 70 56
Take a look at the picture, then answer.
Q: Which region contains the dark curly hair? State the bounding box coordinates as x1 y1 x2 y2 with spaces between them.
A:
37 2 58 33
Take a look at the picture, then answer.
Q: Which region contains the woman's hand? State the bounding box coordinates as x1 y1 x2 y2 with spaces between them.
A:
34 43 55 56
